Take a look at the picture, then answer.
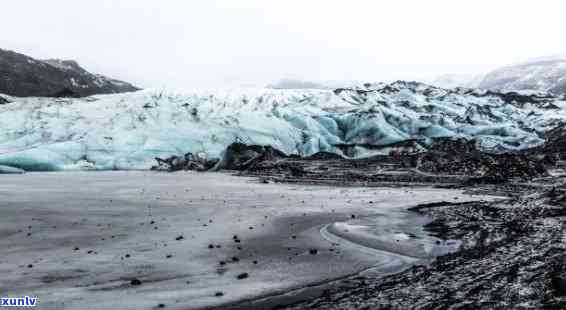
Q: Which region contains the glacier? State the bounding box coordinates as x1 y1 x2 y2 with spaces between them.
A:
0 81 565 171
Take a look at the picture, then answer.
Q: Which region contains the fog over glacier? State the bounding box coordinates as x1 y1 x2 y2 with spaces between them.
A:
1 0 566 88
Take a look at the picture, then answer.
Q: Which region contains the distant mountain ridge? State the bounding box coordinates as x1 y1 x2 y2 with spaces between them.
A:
479 57 566 95
432 54 566 96
0 48 139 97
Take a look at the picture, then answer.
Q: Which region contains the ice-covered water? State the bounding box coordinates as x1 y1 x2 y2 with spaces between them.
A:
0 171 497 309
1 82 565 171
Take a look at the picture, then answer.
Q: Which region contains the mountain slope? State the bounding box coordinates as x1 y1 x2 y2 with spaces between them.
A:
0 81 565 171
431 54 566 95
0 48 139 97
479 57 566 95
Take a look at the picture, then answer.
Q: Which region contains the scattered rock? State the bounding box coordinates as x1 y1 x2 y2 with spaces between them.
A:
130 278 142 286
237 272 249 280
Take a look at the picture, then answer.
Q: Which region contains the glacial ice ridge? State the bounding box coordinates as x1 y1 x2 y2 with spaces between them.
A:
0 81 565 171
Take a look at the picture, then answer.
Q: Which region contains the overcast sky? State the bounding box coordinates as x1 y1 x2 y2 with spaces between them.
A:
2 0 565 88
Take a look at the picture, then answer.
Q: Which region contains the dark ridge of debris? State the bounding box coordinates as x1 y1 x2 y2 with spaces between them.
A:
408 200 478 213
151 131 562 186
151 152 218 172
543 124 566 159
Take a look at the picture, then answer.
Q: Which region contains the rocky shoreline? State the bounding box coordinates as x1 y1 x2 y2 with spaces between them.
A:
281 188 566 309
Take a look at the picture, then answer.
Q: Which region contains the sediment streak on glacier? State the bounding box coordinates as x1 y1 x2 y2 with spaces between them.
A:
0 82 565 171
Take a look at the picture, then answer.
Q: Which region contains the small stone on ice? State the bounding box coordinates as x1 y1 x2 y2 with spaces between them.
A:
237 272 249 280
130 278 142 285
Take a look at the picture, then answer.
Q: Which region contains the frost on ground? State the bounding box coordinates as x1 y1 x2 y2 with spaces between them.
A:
0 171 488 310
1 81 565 172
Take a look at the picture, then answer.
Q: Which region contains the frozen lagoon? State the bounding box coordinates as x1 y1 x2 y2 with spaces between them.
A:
0 171 494 309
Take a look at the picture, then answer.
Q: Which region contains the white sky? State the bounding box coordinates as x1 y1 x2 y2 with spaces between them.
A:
2 0 565 88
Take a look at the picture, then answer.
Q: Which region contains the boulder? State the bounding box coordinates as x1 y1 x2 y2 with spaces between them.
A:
214 143 288 171
151 152 218 172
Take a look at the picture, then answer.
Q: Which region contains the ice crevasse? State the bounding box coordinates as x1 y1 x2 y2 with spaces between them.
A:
0 81 565 171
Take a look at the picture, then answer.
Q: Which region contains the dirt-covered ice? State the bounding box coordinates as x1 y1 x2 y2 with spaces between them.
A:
0 171 495 309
